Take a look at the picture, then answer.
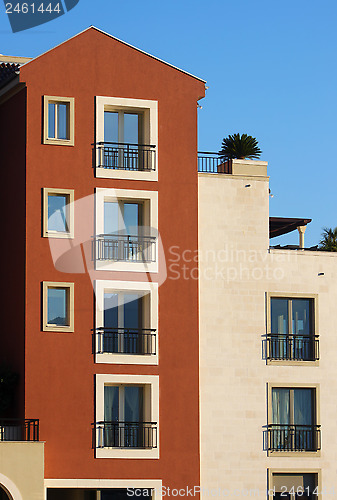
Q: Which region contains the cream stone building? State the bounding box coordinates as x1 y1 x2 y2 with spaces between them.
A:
199 159 337 500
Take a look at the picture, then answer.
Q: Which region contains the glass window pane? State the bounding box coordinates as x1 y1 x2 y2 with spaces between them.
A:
48 194 68 232
124 113 139 144
57 103 68 140
124 386 143 422
48 103 56 138
294 389 313 425
104 201 119 234
124 294 141 329
47 287 67 325
104 293 118 328
272 388 290 424
104 111 118 143
292 299 312 335
123 203 139 235
104 386 119 422
271 298 289 334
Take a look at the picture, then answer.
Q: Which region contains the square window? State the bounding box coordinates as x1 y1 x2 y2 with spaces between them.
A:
267 295 318 362
43 282 74 332
43 96 75 146
95 374 159 459
267 385 320 454
43 188 74 238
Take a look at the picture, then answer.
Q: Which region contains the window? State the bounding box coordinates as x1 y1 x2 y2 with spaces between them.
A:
267 295 318 362
95 280 158 365
95 374 159 459
43 188 74 238
95 97 158 181
95 188 158 273
267 386 320 453
43 282 74 332
269 472 319 500
43 96 74 146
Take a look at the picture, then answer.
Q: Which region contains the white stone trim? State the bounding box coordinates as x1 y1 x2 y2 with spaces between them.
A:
95 188 158 273
95 374 159 459
95 96 158 181
0 473 23 500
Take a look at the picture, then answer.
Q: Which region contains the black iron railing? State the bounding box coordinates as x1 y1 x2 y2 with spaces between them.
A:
0 419 39 441
95 328 157 355
94 421 157 449
95 142 156 171
93 234 156 263
266 334 319 361
267 424 321 452
198 152 232 174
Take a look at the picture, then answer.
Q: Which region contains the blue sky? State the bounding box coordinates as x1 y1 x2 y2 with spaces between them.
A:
1 0 336 247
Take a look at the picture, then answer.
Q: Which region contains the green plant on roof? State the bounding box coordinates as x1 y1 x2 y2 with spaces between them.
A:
319 227 337 252
219 133 262 160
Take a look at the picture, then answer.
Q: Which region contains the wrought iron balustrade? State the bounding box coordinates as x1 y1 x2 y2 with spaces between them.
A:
198 152 232 174
0 419 39 441
95 328 157 355
266 334 319 361
95 142 156 171
94 421 157 449
267 424 321 452
93 234 156 263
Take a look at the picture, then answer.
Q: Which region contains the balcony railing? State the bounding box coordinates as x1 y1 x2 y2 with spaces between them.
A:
94 421 157 449
93 234 156 263
198 152 232 174
267 424 321 452
266 334 319 361
0 419 39 441
95 328 157 355
95 142 156 171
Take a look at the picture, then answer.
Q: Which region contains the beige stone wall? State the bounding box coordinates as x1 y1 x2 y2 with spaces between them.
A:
0 442 44 499
199 167 337 499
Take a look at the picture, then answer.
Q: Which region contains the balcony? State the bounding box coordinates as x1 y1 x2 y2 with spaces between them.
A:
95 142 156 171
0 419 39 441
94 421 157 449
266 334 319 361
93 234 156 263
198 152 232 174
95 328 157 355
267 424 321 452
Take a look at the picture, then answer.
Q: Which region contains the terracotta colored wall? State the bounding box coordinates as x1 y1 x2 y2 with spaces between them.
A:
0 88 27 418
20 28 204 489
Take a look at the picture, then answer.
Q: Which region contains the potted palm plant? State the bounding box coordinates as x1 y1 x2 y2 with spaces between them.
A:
219 133 262 160
319 227 337 251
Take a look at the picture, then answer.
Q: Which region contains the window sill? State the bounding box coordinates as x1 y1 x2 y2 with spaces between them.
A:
95 353 158 365
43 138 74 146
266 360 319 367
95 167 157 182
43 231 74 239
95 447 159 459
268 450 321 458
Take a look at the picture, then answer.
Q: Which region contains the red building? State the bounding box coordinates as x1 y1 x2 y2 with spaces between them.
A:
0 27 205 500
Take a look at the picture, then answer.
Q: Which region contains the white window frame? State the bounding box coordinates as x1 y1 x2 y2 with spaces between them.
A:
43 96 75 146
268 469 321 500
95 96 158 181
95 374 159 459
95 188 158 273
95 280 158 365
43 188 74 239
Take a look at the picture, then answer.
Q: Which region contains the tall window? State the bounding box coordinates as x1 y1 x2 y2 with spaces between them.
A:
103 292 143 354
270 388 318 451
104 385 144 447
269 298 316 361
